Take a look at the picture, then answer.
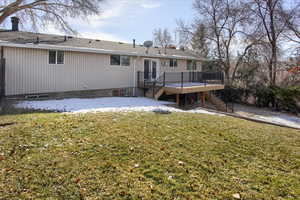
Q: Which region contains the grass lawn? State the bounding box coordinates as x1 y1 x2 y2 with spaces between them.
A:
0 112 299 199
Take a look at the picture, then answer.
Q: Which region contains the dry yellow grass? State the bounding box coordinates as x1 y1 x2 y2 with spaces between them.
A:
0 112 299 199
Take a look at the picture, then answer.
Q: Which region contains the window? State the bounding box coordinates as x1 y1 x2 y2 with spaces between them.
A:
187 60 197 70
170 59 178 67
57 51 64 64
121 56 130 66
110 55 130 66
49 50 64 64
49 50 56 64
110 55 120 65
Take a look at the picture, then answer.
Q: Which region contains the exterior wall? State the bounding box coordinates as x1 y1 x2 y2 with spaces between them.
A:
4 47 135 96
4 47 203 96
135 57 202 74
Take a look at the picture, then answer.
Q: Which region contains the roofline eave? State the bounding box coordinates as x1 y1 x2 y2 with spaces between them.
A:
0 41 204 61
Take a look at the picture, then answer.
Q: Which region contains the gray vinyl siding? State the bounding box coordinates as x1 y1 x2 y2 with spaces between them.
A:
4 47 135 96
4 47 202 96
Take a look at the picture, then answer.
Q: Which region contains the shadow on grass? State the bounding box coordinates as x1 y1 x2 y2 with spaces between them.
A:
0 99 58 116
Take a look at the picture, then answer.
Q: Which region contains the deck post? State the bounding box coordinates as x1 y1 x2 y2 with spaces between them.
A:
152 82 155 98
181 72 183 88
197 92 201 104
176 94 180 106
144 72 146 88
201 92 206 106
137 71 140 88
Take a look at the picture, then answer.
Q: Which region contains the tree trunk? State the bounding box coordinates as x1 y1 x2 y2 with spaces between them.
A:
224 68 231 86
269 44 277 86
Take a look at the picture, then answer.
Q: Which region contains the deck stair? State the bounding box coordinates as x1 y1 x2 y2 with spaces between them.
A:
154 87 165 100
208 93 233 113
143 72 166 100
145 85 165 100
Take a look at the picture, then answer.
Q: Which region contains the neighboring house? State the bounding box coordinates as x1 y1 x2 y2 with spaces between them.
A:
0 17 225 108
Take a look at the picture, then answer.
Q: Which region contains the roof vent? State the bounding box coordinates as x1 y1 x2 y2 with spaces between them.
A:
11 17 19 31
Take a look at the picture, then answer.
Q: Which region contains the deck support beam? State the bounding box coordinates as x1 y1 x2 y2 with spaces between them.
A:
201 92 206 106
176 94 180 106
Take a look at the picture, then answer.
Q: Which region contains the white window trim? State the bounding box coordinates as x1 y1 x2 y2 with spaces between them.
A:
49 50 64 65
110 55 131 67
121 55 131 67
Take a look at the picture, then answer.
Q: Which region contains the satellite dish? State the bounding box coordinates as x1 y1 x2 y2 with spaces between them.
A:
143 41 153 48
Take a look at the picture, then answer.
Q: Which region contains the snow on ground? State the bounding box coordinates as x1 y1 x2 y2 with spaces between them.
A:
15 97 300 129
234 104 300 129
252 114 300 129
15 97 222 115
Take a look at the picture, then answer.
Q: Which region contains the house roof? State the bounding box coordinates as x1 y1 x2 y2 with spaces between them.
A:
0 29 203 61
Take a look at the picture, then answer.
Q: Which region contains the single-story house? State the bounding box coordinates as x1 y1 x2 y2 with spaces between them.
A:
0 17 225 106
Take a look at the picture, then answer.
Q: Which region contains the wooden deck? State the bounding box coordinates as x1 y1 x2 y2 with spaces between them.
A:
164 83 225 95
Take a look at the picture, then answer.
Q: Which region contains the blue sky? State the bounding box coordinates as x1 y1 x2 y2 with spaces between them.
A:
58 0 196 44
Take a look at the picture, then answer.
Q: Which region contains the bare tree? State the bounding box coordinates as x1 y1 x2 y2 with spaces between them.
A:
176 20 209 57
0 0 103 33
280 1 300 44
191 23 210 57
153 28 173 54
235 47 265 89
190 0 260 86
249 0 293 86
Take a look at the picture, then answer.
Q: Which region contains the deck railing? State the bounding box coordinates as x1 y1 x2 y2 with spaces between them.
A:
137 71 224 88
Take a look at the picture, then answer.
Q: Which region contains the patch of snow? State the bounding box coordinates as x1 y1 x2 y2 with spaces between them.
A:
15 97 223 116
254 114 300 129
234 104 300 129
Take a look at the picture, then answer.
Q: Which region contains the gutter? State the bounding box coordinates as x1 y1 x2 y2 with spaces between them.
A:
0 41 205 61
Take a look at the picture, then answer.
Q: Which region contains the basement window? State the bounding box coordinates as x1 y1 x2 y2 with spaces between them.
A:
170 59 178 67
49 50 64 64
110 55 130 66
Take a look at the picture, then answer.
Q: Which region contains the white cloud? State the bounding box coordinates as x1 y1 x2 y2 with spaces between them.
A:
41 23 128 43
79 31 129 43
141 2 162 9
72 0 162 28
40 0 162 42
